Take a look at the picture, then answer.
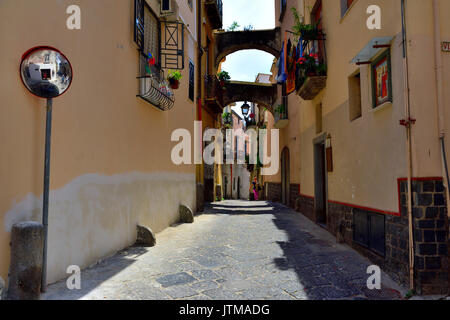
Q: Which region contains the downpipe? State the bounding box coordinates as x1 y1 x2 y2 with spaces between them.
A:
401 0 415 291
196 0 203 186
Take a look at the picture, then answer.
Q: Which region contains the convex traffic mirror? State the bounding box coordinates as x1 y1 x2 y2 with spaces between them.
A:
20 46 73 99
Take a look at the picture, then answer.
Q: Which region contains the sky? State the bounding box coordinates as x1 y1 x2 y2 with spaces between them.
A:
220 0 276 115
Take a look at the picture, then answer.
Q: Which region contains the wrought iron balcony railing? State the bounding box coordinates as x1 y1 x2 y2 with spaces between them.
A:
137 56 174 111
274 109 288 122
205 0 223 29
295 30 327 101
274 102 289 129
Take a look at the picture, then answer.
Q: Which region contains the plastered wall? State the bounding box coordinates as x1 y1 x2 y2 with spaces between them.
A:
0 0 197 284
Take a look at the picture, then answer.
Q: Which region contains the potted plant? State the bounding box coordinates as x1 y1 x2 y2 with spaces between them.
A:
297 53 318 75
222 111 232 122
167 70 182 89
217 70 231 89
291 8 321 41
296 52 327 88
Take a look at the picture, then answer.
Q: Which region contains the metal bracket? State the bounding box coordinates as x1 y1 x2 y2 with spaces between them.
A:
400 117 417 127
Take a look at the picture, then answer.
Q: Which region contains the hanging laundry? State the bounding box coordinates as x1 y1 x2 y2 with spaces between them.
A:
286 44 296 94
145 52 156 74
287 39 295 71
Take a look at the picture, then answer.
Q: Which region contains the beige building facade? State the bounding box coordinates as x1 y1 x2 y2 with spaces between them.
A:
265 0 450 294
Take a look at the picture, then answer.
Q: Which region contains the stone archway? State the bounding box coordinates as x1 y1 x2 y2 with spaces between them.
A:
214 28 281 69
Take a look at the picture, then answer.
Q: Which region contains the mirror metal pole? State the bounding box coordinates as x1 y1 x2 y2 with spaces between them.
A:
41 98 53 292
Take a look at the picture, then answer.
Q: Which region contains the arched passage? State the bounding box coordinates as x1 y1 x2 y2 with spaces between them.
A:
214 28 281 69
222 81 278 113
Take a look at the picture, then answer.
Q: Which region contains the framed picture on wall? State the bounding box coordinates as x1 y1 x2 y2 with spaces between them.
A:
371 50 392 108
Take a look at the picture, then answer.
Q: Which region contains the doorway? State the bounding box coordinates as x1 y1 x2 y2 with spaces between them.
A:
281 148 290 206
237 177 241 199
314 134 328 225
224 176 228 199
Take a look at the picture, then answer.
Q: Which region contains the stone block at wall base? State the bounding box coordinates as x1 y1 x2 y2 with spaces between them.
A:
289 184 300 209
179 205 194 224
406 178 449 295
135 225 156 247
266 182 281 203
295 195 315 222
7 221 44 300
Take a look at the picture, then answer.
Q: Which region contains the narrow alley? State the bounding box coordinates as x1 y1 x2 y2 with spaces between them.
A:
43 201 405 300
1 0 449 304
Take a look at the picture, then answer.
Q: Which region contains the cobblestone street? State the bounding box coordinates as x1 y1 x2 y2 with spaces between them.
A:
43 201 407 300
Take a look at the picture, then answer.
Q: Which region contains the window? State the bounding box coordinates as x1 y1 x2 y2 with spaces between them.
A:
348 72 362 121
143 7 160 68
279 0 287 22
161 0 171 12
135 0 184 70
189 61 194 101
371 50 392 108
311 0 325 63
316 103 322 134
340 0 355 17
134 0 161 76
279 84 289 120
353 210 386 256
134 0 184 110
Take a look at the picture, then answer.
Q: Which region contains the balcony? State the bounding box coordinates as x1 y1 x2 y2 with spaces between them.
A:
295 30 327 101
204 0 223 30
205 75 224 113
273 104 288 129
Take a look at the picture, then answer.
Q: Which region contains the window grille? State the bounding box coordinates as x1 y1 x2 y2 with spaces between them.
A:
135 0 174 110
189 61 194 101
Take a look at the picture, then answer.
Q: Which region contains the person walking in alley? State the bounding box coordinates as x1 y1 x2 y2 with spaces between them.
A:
252 178 259 201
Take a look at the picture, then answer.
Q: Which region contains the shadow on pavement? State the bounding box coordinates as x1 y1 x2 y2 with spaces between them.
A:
204 200 404 300
42 247 148 300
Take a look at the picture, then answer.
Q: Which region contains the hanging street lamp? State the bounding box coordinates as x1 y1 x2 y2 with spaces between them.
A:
241 101 250 117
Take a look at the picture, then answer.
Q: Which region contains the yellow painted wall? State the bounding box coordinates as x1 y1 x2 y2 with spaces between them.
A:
0 0 197 284
268 0 449 214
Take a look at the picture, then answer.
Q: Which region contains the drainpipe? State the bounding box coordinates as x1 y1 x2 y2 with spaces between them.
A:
432 0 450 219
401 0 415 291
196 0 203 185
